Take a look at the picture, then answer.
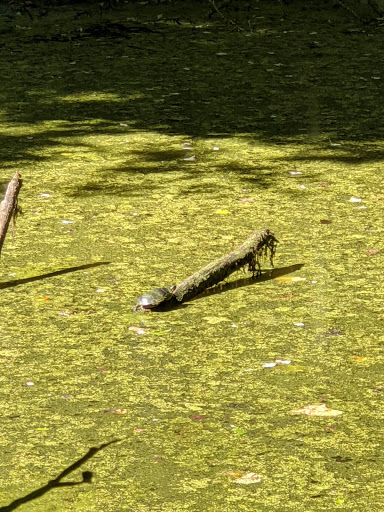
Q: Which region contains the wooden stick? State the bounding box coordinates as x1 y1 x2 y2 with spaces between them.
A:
173 229 277 303
0 172 22 257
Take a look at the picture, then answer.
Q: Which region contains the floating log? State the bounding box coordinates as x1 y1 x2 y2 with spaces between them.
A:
173 229 278 303
133 229 278 311
0 172 22 257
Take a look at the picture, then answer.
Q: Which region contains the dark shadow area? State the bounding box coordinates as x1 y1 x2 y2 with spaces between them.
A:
0 439 120 512
0 261 110 289
1 0 384 188
156 263 304 311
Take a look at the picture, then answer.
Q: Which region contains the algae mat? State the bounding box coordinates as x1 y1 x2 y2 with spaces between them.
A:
1 1 384 511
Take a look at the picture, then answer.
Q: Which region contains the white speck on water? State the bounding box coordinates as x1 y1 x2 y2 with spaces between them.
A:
262 362 276 368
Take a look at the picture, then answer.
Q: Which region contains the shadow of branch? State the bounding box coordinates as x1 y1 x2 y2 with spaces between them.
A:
0 439 121 512
0 262 110 290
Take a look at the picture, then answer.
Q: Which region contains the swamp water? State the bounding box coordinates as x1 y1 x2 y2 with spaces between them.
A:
1 1 384 510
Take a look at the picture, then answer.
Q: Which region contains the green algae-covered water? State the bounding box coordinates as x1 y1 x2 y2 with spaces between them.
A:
1 1 384 510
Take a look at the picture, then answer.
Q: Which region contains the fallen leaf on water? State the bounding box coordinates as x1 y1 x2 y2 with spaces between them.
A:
128 326 147 335
262 360 291 368
273 292 294 300
291 404 343 417
235 472 262 485
224 470 243 478
58 310 77 316
102 409 127 415
262 362 276 368
326 329 342 336
365 249 380 255
352 355 367 362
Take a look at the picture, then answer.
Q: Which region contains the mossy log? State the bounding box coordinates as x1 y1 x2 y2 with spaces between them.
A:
173 229 278 303
0 172 22 257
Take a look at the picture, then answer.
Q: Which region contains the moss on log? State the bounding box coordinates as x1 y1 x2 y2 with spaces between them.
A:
173 229 277 303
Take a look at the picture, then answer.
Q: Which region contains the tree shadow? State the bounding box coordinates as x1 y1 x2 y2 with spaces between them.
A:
0 439 120 512
1 0 384 187
0 261 110 290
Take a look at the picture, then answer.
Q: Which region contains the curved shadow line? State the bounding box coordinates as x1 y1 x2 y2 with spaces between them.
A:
0 262 111 290
0 439 121 512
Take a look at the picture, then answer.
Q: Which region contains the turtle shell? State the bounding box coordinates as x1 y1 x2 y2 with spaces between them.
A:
134 285 176 311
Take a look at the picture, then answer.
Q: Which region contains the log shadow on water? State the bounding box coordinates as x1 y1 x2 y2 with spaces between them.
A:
156 263 304 312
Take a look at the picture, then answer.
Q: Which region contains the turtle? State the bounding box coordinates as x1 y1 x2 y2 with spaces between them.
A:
133 285 176 312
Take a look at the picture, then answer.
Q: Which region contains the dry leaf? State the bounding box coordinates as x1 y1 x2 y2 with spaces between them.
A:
326 329 342 336
102 409 127 415
352 355 367 362
224 470 242 478
128 326 147 334
235 472 262 485
291 404 343 417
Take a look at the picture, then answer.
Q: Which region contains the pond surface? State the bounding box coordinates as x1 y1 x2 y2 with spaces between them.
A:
1 1 384 510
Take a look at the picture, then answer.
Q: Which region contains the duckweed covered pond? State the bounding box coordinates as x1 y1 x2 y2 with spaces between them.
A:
1 1 384 510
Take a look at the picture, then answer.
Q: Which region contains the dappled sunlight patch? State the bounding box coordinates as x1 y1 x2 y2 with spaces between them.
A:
224 470 262 485
56 92 141 103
